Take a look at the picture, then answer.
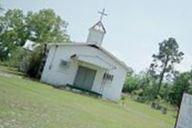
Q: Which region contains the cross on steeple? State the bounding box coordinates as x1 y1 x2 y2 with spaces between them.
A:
98 8 107 22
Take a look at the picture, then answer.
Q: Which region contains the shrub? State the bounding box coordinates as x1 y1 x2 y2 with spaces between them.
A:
123 74 139 93
7 47 27 68
0 47 27 68
25 46 44 78
168 71 192 106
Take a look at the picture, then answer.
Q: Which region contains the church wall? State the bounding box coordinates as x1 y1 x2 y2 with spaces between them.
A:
41 44 127 101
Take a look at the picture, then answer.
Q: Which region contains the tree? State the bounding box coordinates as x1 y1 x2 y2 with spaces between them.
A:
150 38 184 95
0 9 27 60
123 73 140 93
0 9 70 60
123 70 157 101
25 9 70 43
169 71 192 106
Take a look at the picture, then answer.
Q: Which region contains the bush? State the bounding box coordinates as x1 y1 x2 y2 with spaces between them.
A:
168 72 192 106
123 74 139 93
123 71 160 102
130 83 159 103
23 46 44 78
0 47 27 68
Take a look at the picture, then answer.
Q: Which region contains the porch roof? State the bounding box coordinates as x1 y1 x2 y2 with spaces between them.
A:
71 54 116 70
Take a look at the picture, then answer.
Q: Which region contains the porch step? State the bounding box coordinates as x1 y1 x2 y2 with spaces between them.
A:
65 84 102 97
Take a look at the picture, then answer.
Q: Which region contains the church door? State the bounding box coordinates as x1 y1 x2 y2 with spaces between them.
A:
74 66 96 90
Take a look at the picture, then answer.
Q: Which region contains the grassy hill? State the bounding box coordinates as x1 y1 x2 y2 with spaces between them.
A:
0 71 176 128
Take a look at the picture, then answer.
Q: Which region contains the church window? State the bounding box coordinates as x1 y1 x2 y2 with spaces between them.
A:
103 73 114 81
59 60 70 70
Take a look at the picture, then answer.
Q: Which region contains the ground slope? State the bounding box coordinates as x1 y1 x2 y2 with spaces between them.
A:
0 75 175 128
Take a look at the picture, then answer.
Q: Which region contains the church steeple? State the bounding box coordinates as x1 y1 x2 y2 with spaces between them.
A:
86 9 107 46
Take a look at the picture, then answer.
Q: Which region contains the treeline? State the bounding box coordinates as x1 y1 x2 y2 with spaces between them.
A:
0 8 70 76
123 38 192 107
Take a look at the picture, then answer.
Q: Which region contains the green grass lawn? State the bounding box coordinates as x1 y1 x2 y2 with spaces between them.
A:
0 74 176 128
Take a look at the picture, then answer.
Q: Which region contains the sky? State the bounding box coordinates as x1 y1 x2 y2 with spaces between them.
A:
2 0 192 73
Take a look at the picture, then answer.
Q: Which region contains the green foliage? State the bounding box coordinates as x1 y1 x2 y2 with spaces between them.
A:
168 71 192 106
25 9 70 43
142 85 157 101
0 42 10 61
1 47 27 68
0 9 26 60
123 74 139 93
0 9 70 60
0 9 22 59
150 38 184 94
123 38 186 105
123 70 158 102
159 83 172 102
23 46 44 78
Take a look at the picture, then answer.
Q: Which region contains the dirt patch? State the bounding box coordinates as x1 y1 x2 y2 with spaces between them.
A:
0 71 22 79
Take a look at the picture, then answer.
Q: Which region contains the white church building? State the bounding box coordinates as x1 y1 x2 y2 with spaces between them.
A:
41 9 130 101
